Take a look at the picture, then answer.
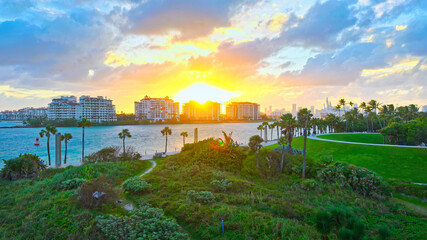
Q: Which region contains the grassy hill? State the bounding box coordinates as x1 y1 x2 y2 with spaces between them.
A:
266 136 427 183
317 133 388 144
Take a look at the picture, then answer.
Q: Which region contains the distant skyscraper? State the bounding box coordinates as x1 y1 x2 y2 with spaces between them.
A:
134 96 179 122
292 104 296 116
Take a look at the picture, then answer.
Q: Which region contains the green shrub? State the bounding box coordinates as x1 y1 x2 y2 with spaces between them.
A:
210 179 232 192
187 190 216 204
60 178 85 190
77 177 119 210
315 208 365 240
300 179 317 190
96 202 189 240
1 154 46 180
86 146 141 163
318 163 391 199
378 225 392 240
123 177 151 193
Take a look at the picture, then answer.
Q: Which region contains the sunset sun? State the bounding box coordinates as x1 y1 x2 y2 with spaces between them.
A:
174 83 239 104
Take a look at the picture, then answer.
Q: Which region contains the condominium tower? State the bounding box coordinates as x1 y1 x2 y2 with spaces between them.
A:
182 101 221 121
134 96 179 122
226 102 261 120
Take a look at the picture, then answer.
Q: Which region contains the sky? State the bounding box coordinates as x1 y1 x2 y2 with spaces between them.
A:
0 0 426 113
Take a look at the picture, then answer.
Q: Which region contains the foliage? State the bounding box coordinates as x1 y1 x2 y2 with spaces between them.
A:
318 163 391 199
77 176 119 210
210 179 232 192
187 190 216 204
274 144 303 155
123 177 151 193
96 202 189 240
315 208 366 240
380 117 427 145
180 138 246 172
86 146 141 163
1 154 46 180
300 179 317 190
60 178 85 190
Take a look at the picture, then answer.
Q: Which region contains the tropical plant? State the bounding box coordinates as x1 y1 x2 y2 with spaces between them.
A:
219 131 233 147
77 118 91 162
39 125 58 165
180 131 188 147
278 136 288 172
1 154 47 180
280 113 297 151
123 177 151 193
262 121 269 141
118 129 132 155
297 108 313 178
161 127 172 153
339 99 347 131
257 124 263 138
60 133 72 164
249 135 263 168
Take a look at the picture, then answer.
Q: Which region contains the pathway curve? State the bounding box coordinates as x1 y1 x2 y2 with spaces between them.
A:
308 133 427 149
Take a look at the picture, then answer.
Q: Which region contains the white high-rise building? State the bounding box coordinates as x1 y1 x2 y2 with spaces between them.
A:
0 107 47 121
134 96 179 122
47 95 117 123
226 102 261 120
78 96 117 123
48 96 79 120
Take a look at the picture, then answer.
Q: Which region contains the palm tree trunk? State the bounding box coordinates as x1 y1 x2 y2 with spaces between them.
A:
82 127 85 162
183 136 185 146
165 134 168 153
123 138 126 155
302 122 308 178
366 114 369 132
64 141 68 164
256 149 259 168
280 145 285 172
47 137 51 165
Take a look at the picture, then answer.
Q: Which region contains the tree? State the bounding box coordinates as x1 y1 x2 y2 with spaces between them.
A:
39 125 58 166
280 113 297 151
334 104 342 118
339 99 347 131
368 99 383 130
249 135 263 168
118 129 132 155
257 124 263 138
278 136 288 172
180 131 188 147
359 102 369 132
262 121 269 141
298 108 313 178
161 127 172 153
77 118 91 162
219 131 233 147
269 122 275 140
60 133 72 164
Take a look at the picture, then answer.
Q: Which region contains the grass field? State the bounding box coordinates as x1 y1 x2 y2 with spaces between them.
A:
266 137 427 183
317 133 388 144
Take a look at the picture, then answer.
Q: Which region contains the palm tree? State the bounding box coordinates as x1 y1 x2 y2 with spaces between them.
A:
280 113 297 151
269 123 275 140
219 131 233 147
359 102 369 132
60 133 72 164
278 136 288 172
39 125 57 166
297 108 313 178
77 118 91 162
368 99 383 130
262 121 269 141
334 104 342 118
118 129 132 155
180 131 188 147
161 127 172 153
274 121 281 140
257 124 264 138
249 135 263 168
339 99 347 131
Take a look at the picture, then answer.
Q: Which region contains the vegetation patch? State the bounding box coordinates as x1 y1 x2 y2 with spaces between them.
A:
123 177 151 193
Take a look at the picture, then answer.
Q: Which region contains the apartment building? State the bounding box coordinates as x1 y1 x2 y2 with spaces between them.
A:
134 96 179 122
0 107 48 121
182 100 221 121
48 96 79 120
226 102 261 120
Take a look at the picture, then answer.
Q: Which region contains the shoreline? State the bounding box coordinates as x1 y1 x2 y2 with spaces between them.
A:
0 120 271 129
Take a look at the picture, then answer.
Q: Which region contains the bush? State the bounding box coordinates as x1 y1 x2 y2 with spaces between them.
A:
315 208 365 240
210 179 232 192
77 177 119 210
60 178 85 190
123 177 151 193
96 202 189 240
187 190 216 204
318 163 391 199
86 146 141 163
1 154 46 180
300 179 317 190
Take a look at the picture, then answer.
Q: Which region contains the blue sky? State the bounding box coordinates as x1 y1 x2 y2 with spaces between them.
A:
0 0 426 112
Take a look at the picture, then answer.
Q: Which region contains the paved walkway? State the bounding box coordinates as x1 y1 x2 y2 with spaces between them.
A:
308 133 427 149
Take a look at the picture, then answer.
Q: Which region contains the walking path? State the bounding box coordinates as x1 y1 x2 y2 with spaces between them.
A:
308 133 427 149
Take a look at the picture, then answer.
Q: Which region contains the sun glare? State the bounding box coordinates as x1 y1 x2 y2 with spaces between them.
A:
174 83 239 104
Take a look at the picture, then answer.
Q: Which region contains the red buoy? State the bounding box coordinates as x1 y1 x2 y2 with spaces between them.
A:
34 138 40 146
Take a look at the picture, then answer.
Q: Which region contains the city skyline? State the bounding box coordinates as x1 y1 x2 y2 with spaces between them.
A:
1 1 426 113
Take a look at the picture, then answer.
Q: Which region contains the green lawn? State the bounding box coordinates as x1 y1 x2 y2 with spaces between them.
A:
317 133 388 144
266 137 427 183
